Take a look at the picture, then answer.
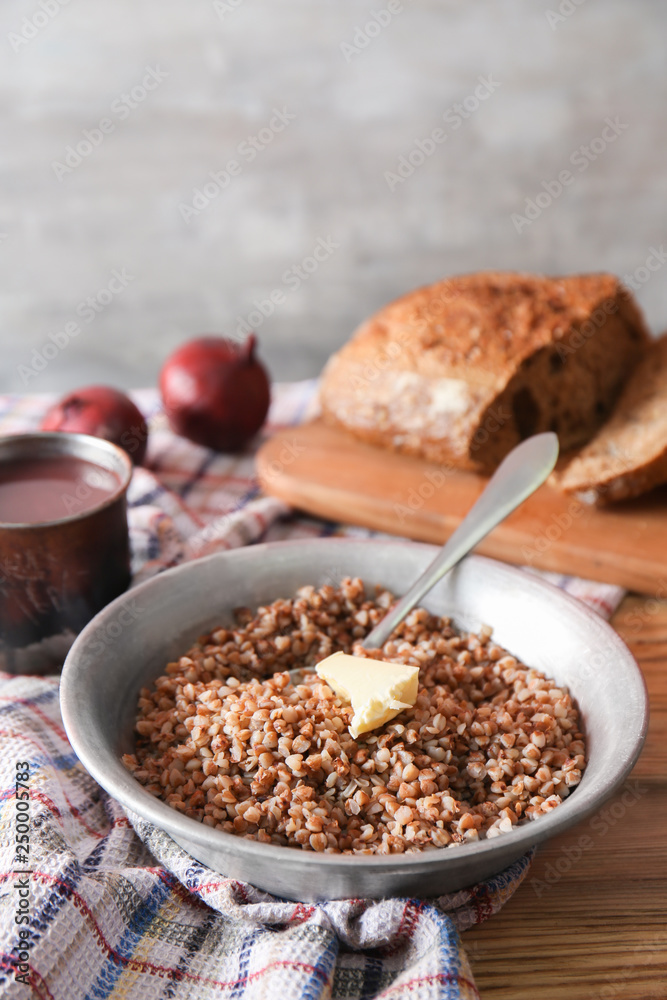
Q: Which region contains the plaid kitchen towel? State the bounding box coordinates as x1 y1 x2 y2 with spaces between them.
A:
0 383 626 999
0 667 531 1000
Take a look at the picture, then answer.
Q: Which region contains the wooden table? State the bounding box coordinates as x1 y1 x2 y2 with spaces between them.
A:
462 595 667 998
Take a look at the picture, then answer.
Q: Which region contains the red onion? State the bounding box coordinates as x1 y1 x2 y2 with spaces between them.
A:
159 335 270 451
40 385 148 465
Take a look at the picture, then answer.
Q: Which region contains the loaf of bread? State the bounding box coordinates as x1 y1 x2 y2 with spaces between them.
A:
555 335 667 503
320 271 649 473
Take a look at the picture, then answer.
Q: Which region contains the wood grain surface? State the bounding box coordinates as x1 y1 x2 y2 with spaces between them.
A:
257 421 667 594
461 595 667 999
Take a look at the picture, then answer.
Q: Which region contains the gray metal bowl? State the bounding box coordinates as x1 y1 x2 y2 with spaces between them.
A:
60 539 648 901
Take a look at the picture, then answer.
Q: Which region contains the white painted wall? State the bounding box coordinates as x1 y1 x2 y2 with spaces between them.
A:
1 0 665 391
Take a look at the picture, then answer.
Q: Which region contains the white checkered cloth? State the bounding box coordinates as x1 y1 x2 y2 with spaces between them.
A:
0 382 625 999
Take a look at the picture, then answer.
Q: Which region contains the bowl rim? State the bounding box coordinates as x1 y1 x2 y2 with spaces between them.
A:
60 537 649 870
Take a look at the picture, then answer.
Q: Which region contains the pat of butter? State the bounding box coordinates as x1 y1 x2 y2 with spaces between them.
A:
315 652 419 739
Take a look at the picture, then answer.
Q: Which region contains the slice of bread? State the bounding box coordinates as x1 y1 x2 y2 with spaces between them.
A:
320 272 649 473
556 335 667 502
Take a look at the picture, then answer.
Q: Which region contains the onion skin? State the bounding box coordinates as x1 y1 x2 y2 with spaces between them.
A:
40 386 148 465
159 335 271 451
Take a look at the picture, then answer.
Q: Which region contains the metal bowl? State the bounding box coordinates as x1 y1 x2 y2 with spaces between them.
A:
60 538 648 901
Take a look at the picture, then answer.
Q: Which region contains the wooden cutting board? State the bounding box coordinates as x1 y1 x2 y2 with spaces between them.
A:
256 419 667 594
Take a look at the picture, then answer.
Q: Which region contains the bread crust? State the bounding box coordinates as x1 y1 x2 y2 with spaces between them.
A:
320 271 650 472
556 335 667 503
